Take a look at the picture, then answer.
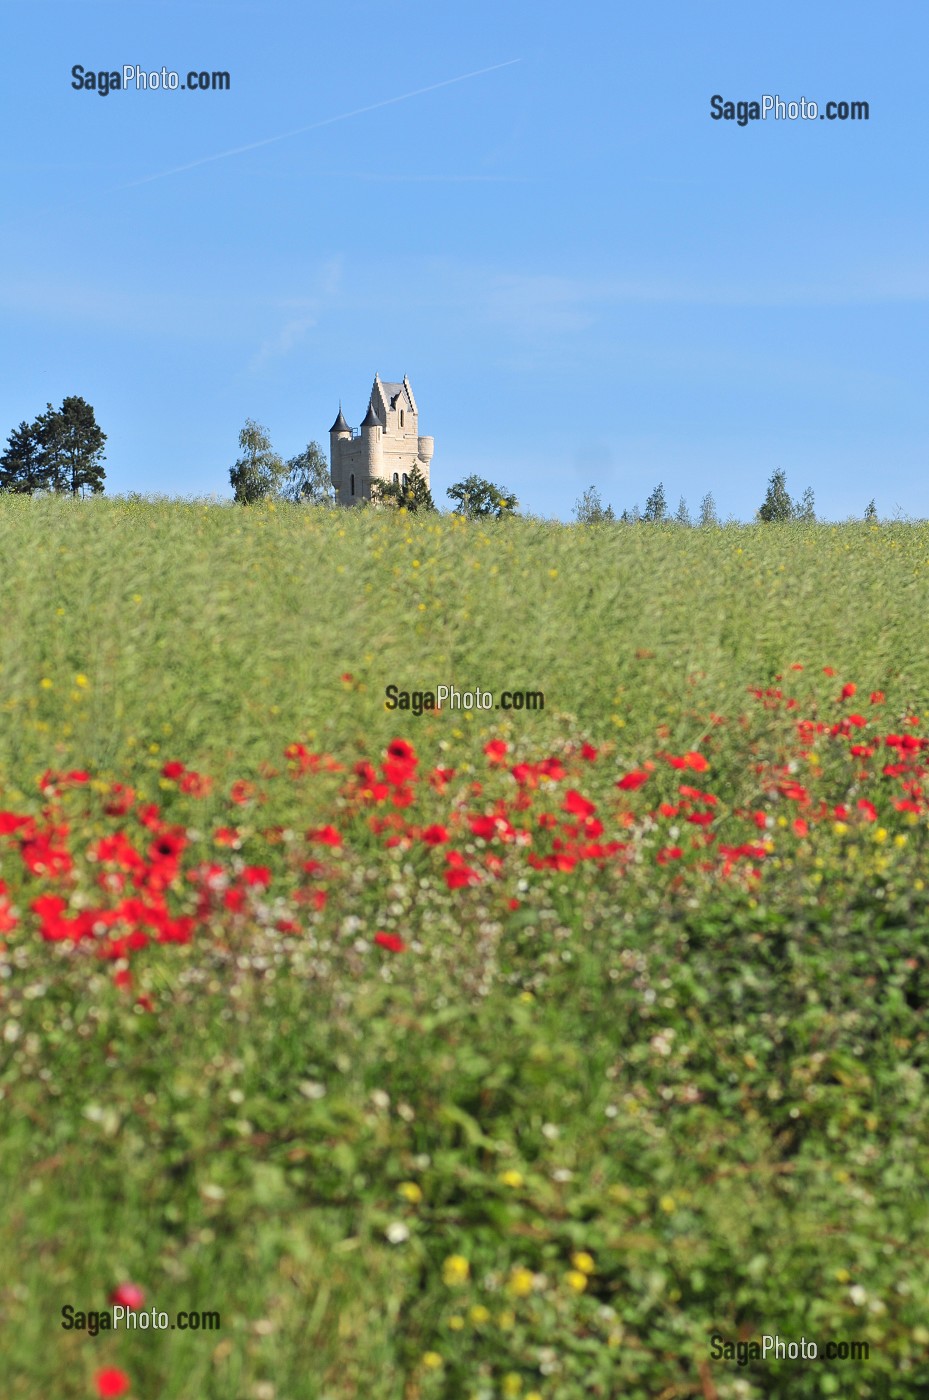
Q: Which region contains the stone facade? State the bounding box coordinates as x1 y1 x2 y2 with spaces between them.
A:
329 374 434 506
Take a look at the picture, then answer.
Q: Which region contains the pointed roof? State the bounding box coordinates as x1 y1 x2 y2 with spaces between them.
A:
371 372 415 416
330 406 350 433
361 402 381 429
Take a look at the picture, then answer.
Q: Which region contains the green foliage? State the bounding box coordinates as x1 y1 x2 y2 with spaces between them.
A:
795 484 816 522
282 440 334 505
642 481 667 522
373 462 436 512
447 473 518 519
1 397 106 497
229 419 287 504
698 491 718 526
865 498 878 521
573 484 615 523
0 419 48 493
674 495 691 526
757 468 795 522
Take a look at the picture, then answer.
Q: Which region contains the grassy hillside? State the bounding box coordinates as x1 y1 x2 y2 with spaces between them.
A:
1 498 928 1399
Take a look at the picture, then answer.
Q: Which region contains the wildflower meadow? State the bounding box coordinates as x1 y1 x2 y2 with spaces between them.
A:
2 496 929 1399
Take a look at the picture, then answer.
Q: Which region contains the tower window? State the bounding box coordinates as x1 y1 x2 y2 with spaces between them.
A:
350 473 355 496
402 473 408 488
400 410 404 428
393 472 399 485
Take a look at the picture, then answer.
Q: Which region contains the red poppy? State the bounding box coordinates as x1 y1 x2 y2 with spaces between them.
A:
563 789 596 818
840 682 857 700
444 865 482 889
484 739 509 764
656 846 683 864
374 931 406 952
240 866 271 887
179 770 212 798
387 739 417 763
580 743 598 761
161 760 185 779
616 771 649 791
95 1370 131 1399
421 824 450 845
382 759 417 787
109 1282 145 1310
307 825 343 846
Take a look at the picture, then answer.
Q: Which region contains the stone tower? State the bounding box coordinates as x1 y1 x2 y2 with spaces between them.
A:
329 374 434 506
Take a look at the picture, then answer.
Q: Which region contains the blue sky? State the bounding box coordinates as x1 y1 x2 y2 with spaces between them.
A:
2 0 926 520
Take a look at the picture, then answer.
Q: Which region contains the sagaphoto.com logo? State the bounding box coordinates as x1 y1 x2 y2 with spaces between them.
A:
71 65 230 96
710 93 869 126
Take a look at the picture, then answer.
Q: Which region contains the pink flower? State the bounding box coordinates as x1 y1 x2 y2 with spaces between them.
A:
109 1283 145 1310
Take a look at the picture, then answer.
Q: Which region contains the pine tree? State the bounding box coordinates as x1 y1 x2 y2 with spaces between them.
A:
0 420 49 493
674 496 691 526
374 463 435 512
698 492 718 526
864 499 877 522
757 469 794 523
37 397 106 497
643 482 667 522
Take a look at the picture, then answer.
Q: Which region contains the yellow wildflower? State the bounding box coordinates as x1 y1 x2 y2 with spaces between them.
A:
442 1255 470 1286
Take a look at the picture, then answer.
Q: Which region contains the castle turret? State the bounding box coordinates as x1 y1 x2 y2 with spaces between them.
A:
417 435 434 468
360 401 383 493
329 406 350 493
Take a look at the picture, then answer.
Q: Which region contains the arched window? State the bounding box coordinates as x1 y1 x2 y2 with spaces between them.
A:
392 472 399 485
402 472 408 488
350 473 355 496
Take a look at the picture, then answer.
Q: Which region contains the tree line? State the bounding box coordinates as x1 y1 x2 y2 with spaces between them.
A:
574 471 879 525
0 404 882 525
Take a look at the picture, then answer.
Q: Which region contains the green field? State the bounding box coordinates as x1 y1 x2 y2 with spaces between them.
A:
2 496 929 1399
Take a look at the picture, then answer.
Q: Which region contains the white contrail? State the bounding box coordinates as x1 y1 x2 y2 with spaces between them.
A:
122 58 521 188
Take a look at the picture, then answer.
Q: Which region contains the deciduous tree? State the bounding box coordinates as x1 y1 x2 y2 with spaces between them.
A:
447 474 517 519
574 485 615 523
229 420 286 504
282 441 334 505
